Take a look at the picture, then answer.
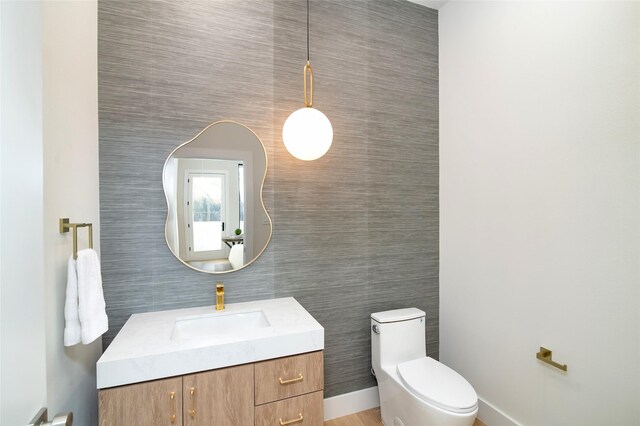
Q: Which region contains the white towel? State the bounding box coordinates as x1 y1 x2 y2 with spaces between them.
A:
77 249 109 344
63 255 81 346
63 249 109 345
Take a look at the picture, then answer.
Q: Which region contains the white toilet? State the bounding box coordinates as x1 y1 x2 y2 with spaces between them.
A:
371 308 478 426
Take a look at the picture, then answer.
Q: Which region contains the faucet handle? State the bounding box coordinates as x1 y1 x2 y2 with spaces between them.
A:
216 282 224 293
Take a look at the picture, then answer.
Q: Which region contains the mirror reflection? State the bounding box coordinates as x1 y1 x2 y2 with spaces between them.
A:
163 121 271 273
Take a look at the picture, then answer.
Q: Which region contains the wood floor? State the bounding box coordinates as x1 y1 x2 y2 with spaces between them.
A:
324 408 383 426
324 407 486 426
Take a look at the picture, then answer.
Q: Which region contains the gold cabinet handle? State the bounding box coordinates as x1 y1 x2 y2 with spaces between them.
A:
189 387 196 418
278 373 304 385
279 413 303 425
169 392 176 423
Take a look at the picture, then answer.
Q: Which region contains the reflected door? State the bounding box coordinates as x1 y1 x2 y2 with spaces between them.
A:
185 173 228 260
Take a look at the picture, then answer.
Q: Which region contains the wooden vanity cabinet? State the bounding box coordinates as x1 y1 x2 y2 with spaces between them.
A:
98 351 323 426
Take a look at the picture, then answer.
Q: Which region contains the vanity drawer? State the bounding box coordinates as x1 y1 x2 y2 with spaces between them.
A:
254 351 323 405
255 391 323 426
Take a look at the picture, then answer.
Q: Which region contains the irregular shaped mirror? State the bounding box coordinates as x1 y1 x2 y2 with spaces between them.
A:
163 121 271 273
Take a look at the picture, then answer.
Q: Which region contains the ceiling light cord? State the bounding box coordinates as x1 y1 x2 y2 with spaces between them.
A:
307 0 310 62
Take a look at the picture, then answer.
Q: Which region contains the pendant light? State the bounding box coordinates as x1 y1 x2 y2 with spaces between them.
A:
282 0 333 161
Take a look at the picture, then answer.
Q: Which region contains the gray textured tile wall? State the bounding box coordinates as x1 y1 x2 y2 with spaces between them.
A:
99 0 438 397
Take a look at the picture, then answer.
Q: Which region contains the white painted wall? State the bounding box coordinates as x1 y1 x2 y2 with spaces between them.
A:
0 2 48 424
43 2 101 425
440 2 640 425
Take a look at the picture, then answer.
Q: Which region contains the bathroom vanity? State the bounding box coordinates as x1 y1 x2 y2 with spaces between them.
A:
96 298 324 426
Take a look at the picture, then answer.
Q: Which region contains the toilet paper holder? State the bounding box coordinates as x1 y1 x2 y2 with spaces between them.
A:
536 346 568 372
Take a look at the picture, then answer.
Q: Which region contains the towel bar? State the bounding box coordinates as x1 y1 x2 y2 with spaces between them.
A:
59 218 93 260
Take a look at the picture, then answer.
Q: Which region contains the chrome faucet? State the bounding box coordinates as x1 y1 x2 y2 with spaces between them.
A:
215 282 225 310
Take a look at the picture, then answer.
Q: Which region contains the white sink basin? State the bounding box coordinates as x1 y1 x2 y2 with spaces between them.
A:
171 310 270 340
96 297 324 389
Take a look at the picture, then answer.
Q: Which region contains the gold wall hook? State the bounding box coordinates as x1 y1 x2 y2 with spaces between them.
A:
536 346 568 371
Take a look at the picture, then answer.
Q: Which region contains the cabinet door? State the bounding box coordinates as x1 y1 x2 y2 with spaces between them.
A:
99 377 182 426
183 363 254 426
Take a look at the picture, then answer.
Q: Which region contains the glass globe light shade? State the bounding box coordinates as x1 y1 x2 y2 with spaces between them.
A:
282 107 333 161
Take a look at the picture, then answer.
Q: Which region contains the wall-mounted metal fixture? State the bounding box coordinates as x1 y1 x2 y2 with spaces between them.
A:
59 218 93 259
536 346 568 372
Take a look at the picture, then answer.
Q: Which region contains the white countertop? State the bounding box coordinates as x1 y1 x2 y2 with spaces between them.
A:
96 297 324 389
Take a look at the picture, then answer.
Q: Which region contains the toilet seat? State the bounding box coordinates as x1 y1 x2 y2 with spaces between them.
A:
397 357 478 414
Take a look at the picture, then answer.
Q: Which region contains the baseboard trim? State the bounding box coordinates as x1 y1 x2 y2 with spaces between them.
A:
323 388 520 425
324 386 380 421
478 397 520 426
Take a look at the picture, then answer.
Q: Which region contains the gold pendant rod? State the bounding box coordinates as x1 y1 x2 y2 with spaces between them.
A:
303 61 314 107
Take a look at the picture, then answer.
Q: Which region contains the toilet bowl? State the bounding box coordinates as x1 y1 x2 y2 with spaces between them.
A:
371 308 478 426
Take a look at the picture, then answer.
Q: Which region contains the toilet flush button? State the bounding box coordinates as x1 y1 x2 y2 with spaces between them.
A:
372 324 380 334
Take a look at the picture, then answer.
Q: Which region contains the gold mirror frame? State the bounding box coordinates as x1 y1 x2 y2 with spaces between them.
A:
162 120 272 274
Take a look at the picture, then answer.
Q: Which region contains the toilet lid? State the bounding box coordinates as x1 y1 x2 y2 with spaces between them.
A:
397 357 478 414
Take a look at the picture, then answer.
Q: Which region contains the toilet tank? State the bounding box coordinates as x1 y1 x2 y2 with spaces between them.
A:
371 308 426 374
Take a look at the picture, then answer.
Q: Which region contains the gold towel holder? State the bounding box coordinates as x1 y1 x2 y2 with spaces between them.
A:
59 218 93 260
536 346 568 372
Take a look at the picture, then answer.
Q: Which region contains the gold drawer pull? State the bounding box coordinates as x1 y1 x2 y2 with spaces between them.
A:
189 387 196 418
278 373 304 385
279 413 303 425
169 392 176 423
